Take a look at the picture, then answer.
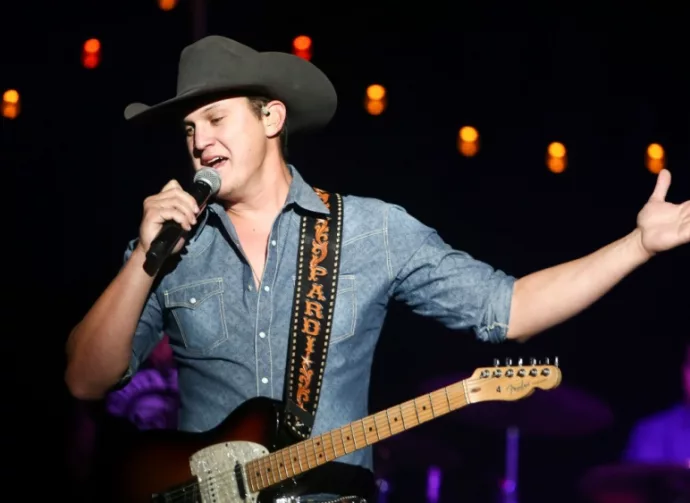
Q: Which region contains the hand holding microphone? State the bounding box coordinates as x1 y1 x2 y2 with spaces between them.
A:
138 167 221 276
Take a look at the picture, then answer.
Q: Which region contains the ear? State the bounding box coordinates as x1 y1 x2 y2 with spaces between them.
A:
262 100 287 138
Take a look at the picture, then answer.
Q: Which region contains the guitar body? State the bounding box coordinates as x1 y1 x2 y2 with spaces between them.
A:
100 397 300 503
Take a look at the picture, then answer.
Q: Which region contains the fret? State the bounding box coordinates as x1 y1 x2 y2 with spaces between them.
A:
351 419 365 447
428 393 437 418
359 417 374 445
248 465 257 493
413 398 422 423
296 443 305 472
460 381 469 408
257 458 268 488
246 461 256 492
268 454 279 484
400 401 416 430
279 449 290 478
322 433 338 460
415 395 433 423
444 386 452 411
350 422 359 449
374 411 391 439
338 425 349 454
387 405 404 434
385 408 393 433
287 445 297 477
297 441 310 470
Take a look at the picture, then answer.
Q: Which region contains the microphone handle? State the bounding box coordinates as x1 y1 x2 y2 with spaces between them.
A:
143 180 214 276
143 221 190 276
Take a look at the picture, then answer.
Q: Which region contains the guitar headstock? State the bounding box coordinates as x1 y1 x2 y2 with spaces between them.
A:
466 357 562 403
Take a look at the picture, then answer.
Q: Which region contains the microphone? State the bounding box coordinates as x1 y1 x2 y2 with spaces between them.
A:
143 167 222 276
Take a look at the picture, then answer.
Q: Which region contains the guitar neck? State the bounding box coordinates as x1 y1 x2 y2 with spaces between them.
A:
246 379 470 491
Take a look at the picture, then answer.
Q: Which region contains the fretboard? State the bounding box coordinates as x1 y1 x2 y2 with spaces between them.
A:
245 379 469 492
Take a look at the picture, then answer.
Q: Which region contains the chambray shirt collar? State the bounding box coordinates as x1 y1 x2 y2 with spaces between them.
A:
188 164 328 244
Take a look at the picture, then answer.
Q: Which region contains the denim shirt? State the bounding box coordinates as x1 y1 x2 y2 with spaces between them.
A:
120 165 515 474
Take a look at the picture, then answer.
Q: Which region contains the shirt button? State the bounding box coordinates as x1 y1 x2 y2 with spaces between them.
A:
189 297 197 304
259 332 266 338
248 284 252 290
264 285 270 292
261 377 269 384
271 240 277 246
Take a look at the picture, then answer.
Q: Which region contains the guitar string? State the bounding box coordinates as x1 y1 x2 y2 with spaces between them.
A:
245 369 550 489
158 372 536 502
161 388 467 503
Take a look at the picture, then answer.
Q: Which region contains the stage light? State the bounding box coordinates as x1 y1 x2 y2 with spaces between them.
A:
2 89 20 119
364 84 387 116
158 0 177 10
457 126 479 157
292 35 312 61
82 38 101 69
645 143 665 174
546 141 567 173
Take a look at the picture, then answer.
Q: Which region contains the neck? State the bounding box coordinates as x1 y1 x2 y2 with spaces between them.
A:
225 158 292 220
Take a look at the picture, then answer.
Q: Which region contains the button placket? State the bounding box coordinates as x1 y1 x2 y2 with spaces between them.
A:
255 217 283 397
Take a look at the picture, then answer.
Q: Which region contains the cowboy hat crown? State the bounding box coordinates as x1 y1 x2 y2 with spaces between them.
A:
124 35 337 133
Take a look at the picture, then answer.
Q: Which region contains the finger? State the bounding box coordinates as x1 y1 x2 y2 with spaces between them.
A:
148 191 199 219
155 187 200 213
649 169 671 202
161 179 182 192
155 207 195 231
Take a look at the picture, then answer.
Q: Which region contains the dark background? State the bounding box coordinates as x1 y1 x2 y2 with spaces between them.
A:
2 2 688 502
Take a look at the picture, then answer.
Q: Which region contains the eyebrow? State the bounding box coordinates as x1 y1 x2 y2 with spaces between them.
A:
184 103 220 126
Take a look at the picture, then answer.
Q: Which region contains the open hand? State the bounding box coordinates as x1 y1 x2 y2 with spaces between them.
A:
637 169 690 256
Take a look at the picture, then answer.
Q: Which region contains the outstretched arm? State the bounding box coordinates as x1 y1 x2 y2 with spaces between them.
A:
507 169 690 341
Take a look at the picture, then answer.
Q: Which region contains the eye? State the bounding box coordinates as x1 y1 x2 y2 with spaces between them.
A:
185 126 194 137
210 116 224 125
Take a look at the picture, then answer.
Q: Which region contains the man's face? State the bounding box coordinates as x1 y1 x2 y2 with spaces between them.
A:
183 97 269 201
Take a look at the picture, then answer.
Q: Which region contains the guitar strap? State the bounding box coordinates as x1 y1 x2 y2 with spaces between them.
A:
281 187 344 441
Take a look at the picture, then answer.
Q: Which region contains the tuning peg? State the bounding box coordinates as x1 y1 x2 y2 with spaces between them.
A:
517 357 523 366
505 357 512 366
529 357 537 365
554 356 559 367
543 357 550 365
493 358 500 367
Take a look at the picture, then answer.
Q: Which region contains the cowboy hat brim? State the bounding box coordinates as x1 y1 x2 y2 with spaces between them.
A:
124 51 337 134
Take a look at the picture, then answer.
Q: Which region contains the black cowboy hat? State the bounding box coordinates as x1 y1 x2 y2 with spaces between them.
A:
124 35 337 133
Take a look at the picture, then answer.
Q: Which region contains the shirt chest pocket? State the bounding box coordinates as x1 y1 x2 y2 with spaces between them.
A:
330 275 357 344
163 278 228 354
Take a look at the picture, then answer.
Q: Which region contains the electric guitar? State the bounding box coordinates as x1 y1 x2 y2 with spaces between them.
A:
102 360 562 502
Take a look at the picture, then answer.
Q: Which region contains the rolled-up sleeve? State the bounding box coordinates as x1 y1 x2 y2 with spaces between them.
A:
114 239 165 388
386 205 515 343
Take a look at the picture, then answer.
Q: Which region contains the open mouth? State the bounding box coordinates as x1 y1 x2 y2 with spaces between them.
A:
203 156 228 169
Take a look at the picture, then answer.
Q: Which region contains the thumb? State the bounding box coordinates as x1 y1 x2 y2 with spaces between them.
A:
649 169 671 202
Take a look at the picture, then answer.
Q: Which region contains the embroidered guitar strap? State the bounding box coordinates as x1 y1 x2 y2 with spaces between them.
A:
281 187 344 440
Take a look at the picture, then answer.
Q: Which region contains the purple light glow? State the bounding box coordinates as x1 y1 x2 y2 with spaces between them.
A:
106 368 179 430
426 465 441 503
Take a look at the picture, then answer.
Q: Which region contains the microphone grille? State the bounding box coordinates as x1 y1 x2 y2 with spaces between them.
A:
194 167 222 195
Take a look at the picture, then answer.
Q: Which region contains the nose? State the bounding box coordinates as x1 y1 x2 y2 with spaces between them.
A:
192 127 214 157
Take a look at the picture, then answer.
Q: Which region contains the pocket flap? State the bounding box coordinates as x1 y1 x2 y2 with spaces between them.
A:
164 278 224 309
